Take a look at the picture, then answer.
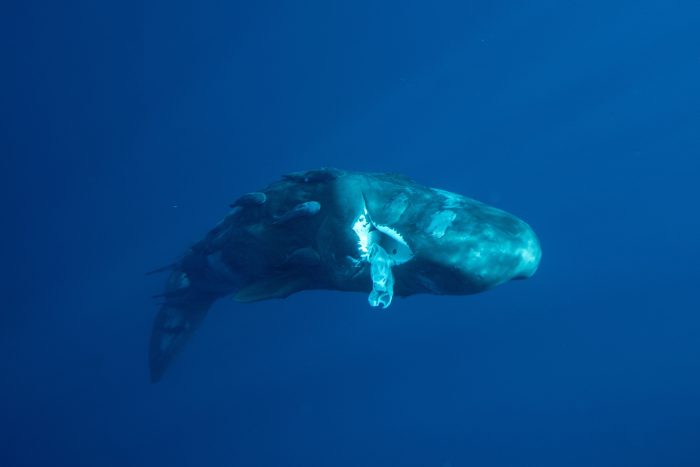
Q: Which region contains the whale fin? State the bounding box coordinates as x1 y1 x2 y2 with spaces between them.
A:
234 274 308 302
149 269 216 382
149 298 213 382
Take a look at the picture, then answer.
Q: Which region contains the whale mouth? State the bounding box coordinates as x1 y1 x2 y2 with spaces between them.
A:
352 208 414 308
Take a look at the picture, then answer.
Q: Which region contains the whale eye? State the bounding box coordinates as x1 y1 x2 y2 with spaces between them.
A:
392 248 397 254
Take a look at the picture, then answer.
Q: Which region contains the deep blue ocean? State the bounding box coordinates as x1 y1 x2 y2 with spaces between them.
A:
3 1 700 466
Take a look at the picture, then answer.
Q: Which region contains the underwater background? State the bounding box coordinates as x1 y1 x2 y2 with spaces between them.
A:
3 1 700 466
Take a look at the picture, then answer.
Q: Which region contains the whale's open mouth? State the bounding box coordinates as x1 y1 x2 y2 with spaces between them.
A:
352 208 413 308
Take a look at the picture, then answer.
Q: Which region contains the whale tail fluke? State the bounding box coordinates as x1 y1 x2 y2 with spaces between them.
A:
149 269 215 382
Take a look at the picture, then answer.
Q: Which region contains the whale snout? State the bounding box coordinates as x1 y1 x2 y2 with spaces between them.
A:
511 227 541 279
457 218 541 289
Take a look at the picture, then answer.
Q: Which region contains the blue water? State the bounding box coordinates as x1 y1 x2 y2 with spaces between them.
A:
3 1 700 466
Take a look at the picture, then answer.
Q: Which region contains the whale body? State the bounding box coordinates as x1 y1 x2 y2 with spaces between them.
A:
149 168 541 381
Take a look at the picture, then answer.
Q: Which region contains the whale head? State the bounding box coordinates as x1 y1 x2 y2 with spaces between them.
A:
337 175 542 300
